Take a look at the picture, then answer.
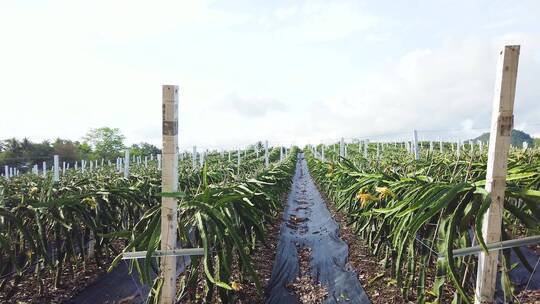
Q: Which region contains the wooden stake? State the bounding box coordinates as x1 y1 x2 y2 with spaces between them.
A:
475 45 520 304
160 85 179 304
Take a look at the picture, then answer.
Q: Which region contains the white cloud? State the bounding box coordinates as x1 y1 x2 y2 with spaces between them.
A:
270 1 378 43
221 93 288 118
297 35 540 143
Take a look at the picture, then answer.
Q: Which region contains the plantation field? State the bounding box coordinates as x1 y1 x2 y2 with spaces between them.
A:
0 146 297 303
1 141 539 303
307 141 540 303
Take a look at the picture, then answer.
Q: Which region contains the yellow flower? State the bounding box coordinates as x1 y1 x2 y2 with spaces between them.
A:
231 281 243 291
375 187 394 200
82 197 97 209
29 187 38 195
356 192 379 208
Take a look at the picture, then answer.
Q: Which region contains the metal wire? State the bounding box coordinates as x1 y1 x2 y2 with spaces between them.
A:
519 255 540 302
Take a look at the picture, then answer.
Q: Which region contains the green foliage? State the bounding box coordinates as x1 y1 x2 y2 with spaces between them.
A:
130 143 160 157
305 142 540 303
0 145 297 302
0 128 157 171
83 127 125 160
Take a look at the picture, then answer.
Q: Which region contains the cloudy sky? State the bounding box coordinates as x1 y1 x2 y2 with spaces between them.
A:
1 0 539 150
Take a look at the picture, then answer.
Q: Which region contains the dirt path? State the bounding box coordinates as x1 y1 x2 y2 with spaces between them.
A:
266 153 370 304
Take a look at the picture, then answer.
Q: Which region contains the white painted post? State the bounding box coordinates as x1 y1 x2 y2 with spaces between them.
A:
160 85 179 304
228 151 231 162
429 141 434 153
339 137 345 158
522 141 528 150
4 166 8 179
264 141 269 168
157 154 162 170
479 141 484 153
237 148 241 174
199 151 204 167
192 146 197 170
53 155 60 182
412 130 419 160
280 146 283 161
42 162 47 177
363 140 369 158
124 150 130 178
145 156 148 167
321 144 325 161
475 45 520 304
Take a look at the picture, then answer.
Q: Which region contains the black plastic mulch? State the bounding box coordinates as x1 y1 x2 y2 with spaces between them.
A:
266 153 370 304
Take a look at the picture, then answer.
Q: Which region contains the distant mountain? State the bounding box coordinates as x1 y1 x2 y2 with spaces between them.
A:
473 129 534 147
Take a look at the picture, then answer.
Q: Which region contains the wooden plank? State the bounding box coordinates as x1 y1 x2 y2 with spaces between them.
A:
160 85 179 304
474 45 520 304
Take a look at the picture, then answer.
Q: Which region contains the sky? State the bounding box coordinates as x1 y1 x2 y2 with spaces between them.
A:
1 0 539 150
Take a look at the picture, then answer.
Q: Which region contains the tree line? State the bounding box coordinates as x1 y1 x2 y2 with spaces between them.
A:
0 127 160 169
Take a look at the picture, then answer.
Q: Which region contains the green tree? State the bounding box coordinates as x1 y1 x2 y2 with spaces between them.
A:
53 139 79 163
130 142 161 157
83 127 125 160
74 141 92 160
